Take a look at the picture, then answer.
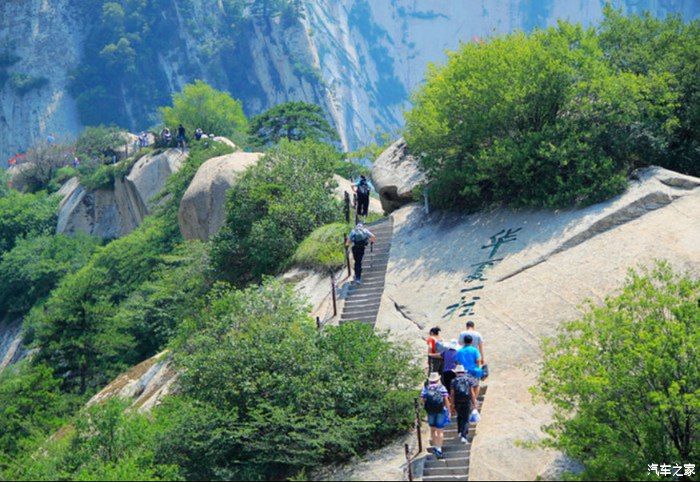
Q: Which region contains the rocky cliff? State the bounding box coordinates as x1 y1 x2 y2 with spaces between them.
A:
1 0 697 163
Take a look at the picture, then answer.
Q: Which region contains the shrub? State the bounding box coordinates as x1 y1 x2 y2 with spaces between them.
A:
212 139 341 285
75 125 125 165
8 73 48 95
0 191 58 255
161 279 421 480
291 222 349 271
535 261 699 479
405 20 682 210
160 80 248 146
0 362 71 469
19 143 74 192
0 234 99 317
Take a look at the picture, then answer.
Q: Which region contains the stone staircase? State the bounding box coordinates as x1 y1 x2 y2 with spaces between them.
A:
339 217 394 326
420 385 488 481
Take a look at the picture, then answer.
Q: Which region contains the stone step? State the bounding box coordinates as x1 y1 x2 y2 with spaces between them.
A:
339 317 376 324
422 475 469 482
422 466 469 477
343 299 381 309
424 456 469 468
342 309 380 319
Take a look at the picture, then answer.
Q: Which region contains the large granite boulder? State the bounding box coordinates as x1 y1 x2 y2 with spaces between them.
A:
178 152 262 241
6 162 36 192
57 149 185 238
371 138 425 213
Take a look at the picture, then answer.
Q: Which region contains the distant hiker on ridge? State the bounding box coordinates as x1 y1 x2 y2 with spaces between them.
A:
346 222 375 284
353 175 371 219
177 124 187 152
161 127 172 146
194 127 203 141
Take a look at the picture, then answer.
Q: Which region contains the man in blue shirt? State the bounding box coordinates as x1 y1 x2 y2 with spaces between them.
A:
457 334 483 379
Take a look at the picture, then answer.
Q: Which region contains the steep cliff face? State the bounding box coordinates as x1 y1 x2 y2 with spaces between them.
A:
0 0 83 166
1 0 697 163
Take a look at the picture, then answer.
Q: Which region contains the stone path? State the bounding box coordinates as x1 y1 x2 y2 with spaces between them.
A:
339 217 394 325
420 385 487 482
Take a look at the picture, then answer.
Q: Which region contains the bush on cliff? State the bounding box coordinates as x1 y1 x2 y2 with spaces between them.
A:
535 262 699 479
212 139 341 285
405 12 696 210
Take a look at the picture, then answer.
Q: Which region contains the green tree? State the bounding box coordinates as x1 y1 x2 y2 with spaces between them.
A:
405 20 682 210
0 191 58 255
158 279 420 480
0 234 99 317
535 262 699 479
113 241 213 359
598 8 699 176
212 139 340 284
27 265 133 394
0 362 70 467
248 101 338 148
160 80 248 145
75 125 126 164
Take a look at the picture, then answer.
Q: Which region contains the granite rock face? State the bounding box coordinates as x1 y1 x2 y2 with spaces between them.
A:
178 152 262 241
371 138 425 213
57 149 185 238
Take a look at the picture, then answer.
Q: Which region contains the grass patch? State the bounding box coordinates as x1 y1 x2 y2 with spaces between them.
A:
291 222 349 271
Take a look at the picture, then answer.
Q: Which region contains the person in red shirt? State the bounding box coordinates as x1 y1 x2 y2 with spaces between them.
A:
427 326 443 375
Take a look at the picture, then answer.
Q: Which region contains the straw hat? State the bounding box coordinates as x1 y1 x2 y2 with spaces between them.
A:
428 372 441 383
453 364 466 373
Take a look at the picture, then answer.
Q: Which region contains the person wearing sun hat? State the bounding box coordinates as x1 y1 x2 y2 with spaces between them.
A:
440 339 459 392
449 364 479 443
420 371 451 459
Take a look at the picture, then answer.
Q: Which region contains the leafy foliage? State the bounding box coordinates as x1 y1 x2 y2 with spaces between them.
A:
75 125 126 164
212 139 341 285
248 101 338 148
405 14 694 210
112 241 213 359
8 73 49 95
160 279 421 480
598 8 700 176
160 81 248 145
0 362 72 469
0 234 100 318
535 262 699 479
4 398 179 481
0 191 58 255
16 143 75 193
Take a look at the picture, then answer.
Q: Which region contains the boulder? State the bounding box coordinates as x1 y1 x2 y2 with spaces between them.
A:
178 152 263 240
57 149 185 238
371 138 425 213
6 162 36 192
0 318 25 372
87 351 176 412
213 136 237 150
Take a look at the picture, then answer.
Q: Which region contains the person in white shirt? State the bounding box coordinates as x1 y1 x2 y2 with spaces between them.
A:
460 321 484 363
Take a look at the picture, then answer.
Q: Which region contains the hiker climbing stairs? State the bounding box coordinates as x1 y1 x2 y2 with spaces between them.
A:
421 385 488 482
339 217 394 326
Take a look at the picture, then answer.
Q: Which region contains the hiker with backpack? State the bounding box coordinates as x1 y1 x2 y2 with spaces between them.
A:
346 223 376 284
353 175 371 218
421 372 451 459
450 364 479 443
457 334 484 380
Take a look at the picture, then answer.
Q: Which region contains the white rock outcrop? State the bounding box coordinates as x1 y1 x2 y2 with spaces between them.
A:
87 351 176 412
371 138 425 213
0 318 25 372
178 152 262 241
57 149 185 238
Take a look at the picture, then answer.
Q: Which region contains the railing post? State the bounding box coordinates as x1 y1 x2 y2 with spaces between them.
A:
414 398 423 453
405 443 413 482
316 316 321 330
330 271 337 317
344 191 350 223
343 234 352 278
